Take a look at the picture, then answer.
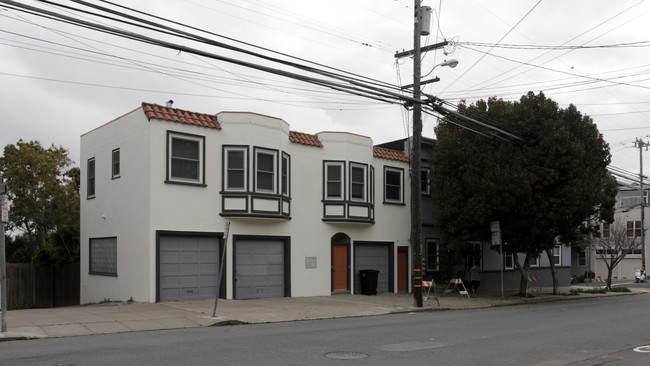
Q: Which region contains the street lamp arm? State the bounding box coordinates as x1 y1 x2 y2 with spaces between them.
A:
422 58 459 78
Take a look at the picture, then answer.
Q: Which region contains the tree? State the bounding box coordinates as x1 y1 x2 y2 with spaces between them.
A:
592 222 640 288
431 92 616 295
0 140 79 264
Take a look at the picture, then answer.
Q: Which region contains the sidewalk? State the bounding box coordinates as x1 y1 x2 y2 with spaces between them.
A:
0 287 641 341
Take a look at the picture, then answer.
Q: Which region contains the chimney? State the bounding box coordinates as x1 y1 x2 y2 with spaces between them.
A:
165 100 174 107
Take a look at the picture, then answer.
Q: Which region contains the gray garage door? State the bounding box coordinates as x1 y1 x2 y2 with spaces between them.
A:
355 244 390 294
235 239 285 299
159 235 219 302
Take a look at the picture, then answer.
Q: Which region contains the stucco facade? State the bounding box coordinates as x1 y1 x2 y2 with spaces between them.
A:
80 103 412 303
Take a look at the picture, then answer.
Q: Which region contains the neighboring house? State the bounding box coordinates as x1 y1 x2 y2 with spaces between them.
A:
579 186 648 281
376 137 443 280
80 102 411 303
379 136 572 291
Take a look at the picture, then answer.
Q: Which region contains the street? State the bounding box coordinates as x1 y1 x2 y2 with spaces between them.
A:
0 293 649 365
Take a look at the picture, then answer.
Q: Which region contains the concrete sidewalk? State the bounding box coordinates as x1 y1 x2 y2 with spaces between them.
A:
0 287 641 341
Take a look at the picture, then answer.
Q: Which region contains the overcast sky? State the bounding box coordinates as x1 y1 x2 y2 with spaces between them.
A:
1 0 649 178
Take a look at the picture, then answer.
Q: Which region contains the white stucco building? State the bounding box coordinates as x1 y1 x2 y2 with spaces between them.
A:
80 102 412 303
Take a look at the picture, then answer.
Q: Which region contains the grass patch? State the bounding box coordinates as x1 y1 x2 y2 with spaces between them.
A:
567 288 606 295
566 286 631 296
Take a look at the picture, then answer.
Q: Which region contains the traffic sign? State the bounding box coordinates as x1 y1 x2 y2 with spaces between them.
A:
1 196 8 223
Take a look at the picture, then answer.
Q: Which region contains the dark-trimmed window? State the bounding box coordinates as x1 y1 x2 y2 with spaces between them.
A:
224 146 247 191
384 167 404 203
281 152 290 196
350 163 367 201
87 157 95 199
89 237 117 276
325 162 344 200
167 131 204 185
111 148 120 179
255 148 277 193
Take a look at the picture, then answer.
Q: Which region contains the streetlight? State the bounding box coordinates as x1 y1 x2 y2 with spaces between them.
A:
400 59 459 90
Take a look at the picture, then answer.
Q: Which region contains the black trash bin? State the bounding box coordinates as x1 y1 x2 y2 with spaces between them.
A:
359 269 379 295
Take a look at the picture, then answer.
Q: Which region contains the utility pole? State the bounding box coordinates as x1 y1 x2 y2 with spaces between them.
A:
395 3 453 308
635 138 649 273
411 0 424 308
1 173 8 333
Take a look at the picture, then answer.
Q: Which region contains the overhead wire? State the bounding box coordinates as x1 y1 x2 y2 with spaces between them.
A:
1 0 522 143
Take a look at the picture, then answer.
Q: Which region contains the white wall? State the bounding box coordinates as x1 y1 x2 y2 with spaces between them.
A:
81 109 411 302
80 108 152 303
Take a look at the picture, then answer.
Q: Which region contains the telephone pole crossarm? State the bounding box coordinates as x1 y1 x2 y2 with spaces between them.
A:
395 41 449 59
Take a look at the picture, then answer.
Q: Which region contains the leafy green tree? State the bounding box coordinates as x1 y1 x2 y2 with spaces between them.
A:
431 92 616 295
0 140 79 264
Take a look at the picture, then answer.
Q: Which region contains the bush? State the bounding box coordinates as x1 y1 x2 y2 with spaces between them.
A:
608 287 631 293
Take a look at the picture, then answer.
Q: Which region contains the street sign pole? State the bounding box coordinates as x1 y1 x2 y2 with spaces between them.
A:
212 221 230 317
491 221 503 300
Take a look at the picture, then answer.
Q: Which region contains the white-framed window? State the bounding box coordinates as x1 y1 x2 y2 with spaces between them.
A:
281 152 290 197
530 255 539 267
577 250 586 266
426 239 439 271
384 166 404 203
350 163 367 202
255 148 277 193
504 252 514 269
621 196 641 208
602 222 610 238
89 237 117 276
111 148 120 179
627 221 642 237
167 131 204 184
224 146 248 192
421 167 430 195
87 157 95 199
324 162 344 200
552 245 561 265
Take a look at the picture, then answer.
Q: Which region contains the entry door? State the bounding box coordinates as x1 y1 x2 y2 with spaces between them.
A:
398 250 408 293
332 244 349 292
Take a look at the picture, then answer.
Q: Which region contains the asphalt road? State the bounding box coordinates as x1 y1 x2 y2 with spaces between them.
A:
1 293 649 366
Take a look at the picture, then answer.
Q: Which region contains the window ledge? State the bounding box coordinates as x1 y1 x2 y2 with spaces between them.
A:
88 272 118 277
164 180 207 187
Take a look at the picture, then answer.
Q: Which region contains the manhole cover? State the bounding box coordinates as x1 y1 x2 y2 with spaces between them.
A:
324 352 368 360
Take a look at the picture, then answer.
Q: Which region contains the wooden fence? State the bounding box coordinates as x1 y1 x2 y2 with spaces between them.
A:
5 262 80 308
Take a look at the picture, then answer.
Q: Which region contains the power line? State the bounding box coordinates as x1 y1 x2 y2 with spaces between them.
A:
1 0 522 143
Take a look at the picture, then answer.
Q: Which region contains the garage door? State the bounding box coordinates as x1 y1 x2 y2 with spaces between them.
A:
354 244 390 294
235 239 285 299
159 235 219 302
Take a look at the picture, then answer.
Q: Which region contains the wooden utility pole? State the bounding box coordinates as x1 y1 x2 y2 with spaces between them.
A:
411 0 424 307
636 138 648 272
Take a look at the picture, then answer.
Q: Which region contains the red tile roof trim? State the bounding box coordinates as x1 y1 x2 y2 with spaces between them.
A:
289 131 323 147
373 146 410 163
142 102 221 129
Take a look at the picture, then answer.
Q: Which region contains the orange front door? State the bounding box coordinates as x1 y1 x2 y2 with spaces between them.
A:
398 250 408 293
333 245 348 291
